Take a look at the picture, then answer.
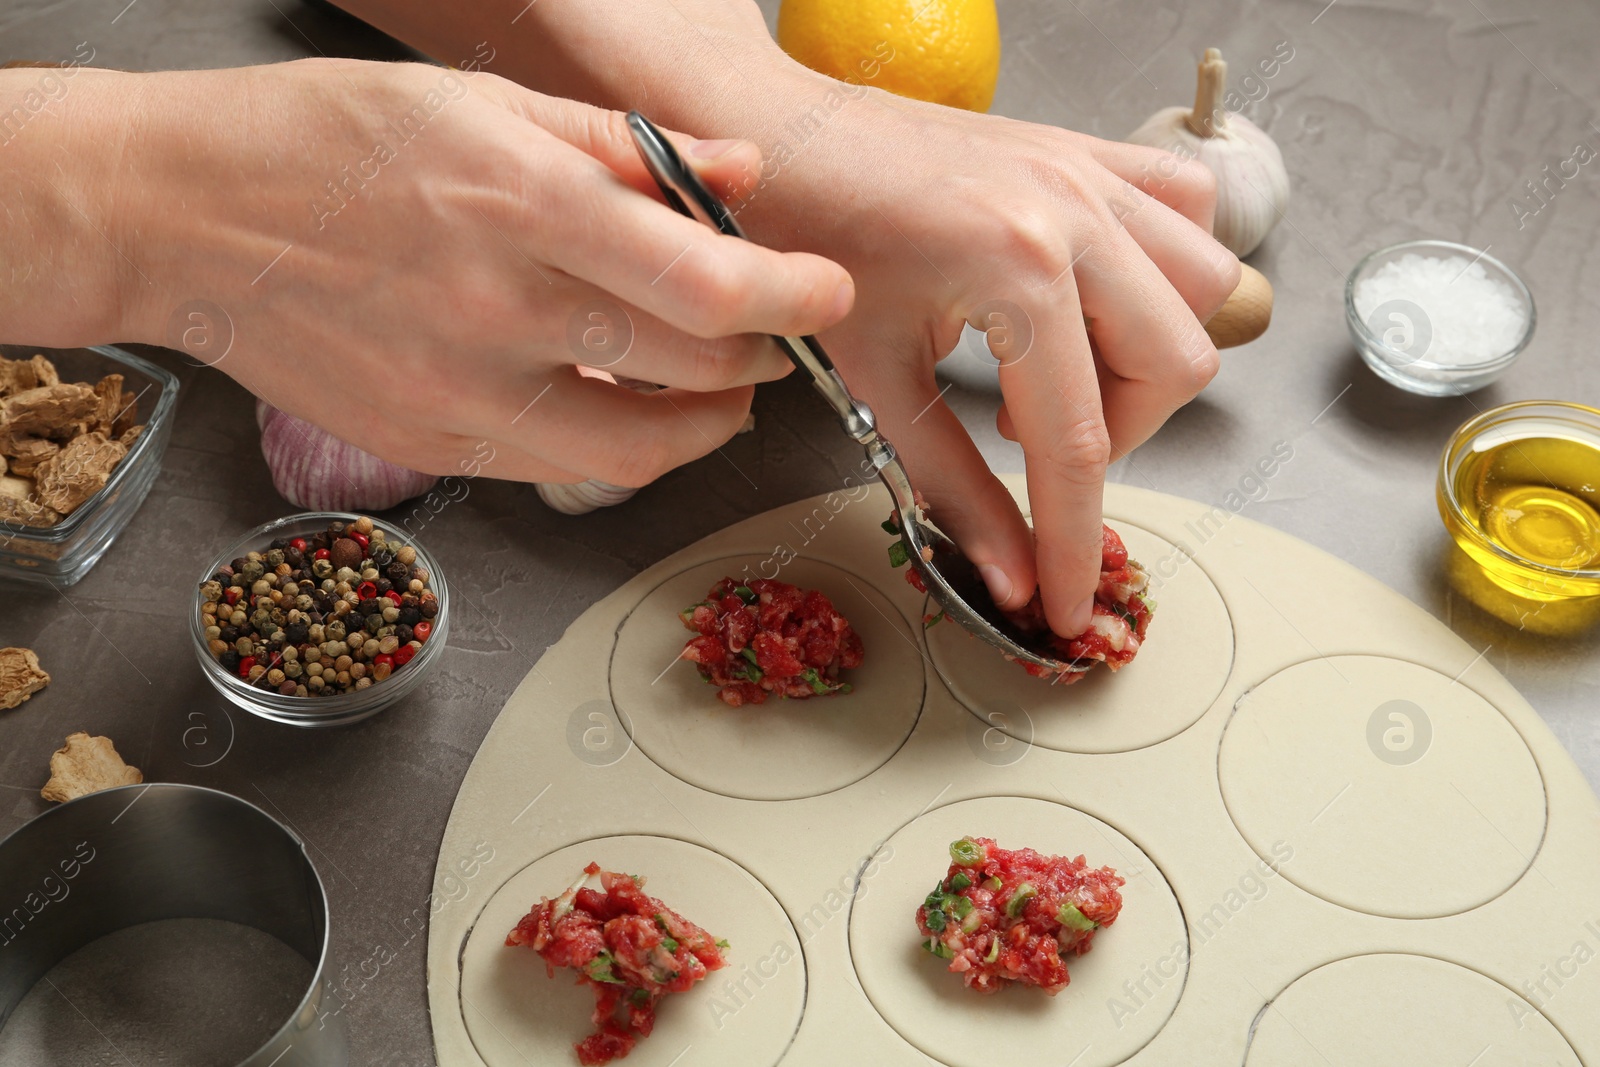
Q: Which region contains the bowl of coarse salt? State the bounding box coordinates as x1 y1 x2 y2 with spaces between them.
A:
1346 239 1535 396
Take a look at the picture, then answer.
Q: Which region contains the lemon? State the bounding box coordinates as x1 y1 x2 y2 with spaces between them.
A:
777 0 1001 113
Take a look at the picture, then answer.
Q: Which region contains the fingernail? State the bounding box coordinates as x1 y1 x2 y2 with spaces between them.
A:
689 138 744 160
829 280 854 321
1066 597 1094 636
978 564 1013 608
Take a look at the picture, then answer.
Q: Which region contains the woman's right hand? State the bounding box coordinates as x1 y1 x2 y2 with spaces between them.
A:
84 60 853 485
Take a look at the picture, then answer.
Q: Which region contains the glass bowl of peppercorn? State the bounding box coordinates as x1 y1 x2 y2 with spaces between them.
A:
190 512 449 727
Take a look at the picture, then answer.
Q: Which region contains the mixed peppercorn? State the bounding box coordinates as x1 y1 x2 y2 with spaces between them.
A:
198 516 438 697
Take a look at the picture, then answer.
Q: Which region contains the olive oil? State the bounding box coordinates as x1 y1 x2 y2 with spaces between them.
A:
1448 417 1600 599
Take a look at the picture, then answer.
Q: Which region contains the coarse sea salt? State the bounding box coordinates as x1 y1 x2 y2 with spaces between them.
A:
1353 253 1527 367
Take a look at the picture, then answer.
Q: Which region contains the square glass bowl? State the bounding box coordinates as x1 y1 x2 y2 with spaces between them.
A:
1345 239 1535 396
190 512 450 727
0 344 179 586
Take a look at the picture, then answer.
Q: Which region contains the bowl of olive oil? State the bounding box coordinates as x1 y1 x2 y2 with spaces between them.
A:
1439 402 1600 625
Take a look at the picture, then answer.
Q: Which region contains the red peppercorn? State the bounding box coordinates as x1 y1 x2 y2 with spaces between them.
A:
223 587 242 606
413 620 433 643
392 644 416 667
314 548 331 561
373 653 395 669
349 530 370 552
289 538 308 552
384 589 404 607
237 655 257 678
357 581 378 600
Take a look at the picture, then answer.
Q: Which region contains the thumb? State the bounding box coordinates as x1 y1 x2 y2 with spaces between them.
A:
488 84 763 203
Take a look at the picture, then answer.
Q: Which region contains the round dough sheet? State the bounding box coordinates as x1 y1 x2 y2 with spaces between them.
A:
1218 656 1546 918
458 836 804 1067
848 796 1186 1067
1244 954 1577 1064
429 479 1600 1067
927 522 1234 753
610 557 924 801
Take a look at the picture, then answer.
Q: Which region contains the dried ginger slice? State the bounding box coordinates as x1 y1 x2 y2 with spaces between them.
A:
0 354 59 398
0 383 98 440
0 495 61 528
33 432 127 514
0 647 50 709
40 732 143 802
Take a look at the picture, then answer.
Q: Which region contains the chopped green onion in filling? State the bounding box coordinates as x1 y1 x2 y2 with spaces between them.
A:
1057 902 1097 932
949 838 987 867
1005 882 1036 918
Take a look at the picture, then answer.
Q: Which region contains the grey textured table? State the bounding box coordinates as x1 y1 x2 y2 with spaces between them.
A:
2 1 1598 1063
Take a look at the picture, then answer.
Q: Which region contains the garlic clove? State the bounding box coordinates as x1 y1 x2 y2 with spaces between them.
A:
1125 48 1290 258
536 479 639 516
256 399 439 512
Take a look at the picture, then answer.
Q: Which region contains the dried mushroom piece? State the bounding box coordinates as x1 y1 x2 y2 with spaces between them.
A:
0 647 50 709
0 495 60 528
40 732 143 802
118 424 144 449
0 354 59 398
33 432 127 514
0 474 30 500
0 383 99 440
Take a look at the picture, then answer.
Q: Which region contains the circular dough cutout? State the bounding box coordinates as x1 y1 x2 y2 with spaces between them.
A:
1219 656 1546 918
610 557 924 800
849 796 1187 1067
1244 954 1577 1064
459 836 804 1067
927 522 1233 753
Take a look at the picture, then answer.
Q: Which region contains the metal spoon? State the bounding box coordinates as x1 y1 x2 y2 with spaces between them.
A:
626 111 1085 675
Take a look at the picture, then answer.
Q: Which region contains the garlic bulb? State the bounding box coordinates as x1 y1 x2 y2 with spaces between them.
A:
1126 48 1289 257
256 399 438 511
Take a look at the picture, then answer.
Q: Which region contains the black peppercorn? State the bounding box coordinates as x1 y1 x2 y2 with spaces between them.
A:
398 606 421 626
285 547 305 568
269 537 289 550
285 623 309 644
359 597 380 616
420 600 438 619
395 623 414 644
221 625 241 642
371 547 395 569
220 650 241 673
375 578 392 595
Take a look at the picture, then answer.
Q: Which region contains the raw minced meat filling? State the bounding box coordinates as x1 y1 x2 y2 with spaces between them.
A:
679 576 864 706
915 836 1123 994
506 863 728 1064
888 512 1154 682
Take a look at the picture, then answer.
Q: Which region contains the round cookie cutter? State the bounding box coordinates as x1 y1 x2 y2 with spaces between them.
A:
0 783 347 1065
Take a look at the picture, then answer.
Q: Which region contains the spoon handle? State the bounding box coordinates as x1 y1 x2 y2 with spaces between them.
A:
625 111 879 442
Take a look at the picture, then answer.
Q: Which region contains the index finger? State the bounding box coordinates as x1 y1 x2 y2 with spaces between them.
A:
995 280 1107 639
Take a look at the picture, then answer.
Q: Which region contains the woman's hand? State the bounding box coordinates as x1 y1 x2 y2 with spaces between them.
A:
84 60 853 486
729 78 1240 635
324 0 1238 638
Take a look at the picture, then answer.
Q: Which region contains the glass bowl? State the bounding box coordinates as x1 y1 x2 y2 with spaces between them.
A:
1438 401 1600 628
1346 239 1535 396
190 511 450 727
0 344 179 585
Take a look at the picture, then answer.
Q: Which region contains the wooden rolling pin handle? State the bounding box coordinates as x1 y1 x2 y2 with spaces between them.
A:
1204 263 1273 348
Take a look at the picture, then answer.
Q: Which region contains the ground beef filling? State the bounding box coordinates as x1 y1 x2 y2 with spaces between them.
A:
507 863 728 1064
679 577 864 706
890 514 1154 682
915 836 1124 994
